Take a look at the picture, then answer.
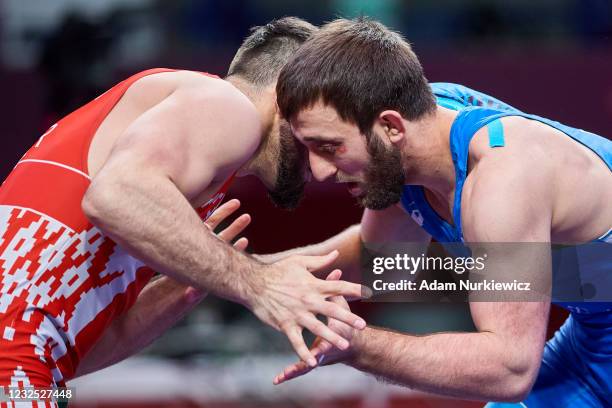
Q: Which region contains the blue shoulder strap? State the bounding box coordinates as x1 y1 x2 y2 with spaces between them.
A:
402 106 510 243
487 119 505 148
448 107 512 238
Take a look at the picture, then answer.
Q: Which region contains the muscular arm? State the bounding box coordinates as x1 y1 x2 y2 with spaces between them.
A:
349 301 548 401
276 140 553 402
82 79 263 305
347 152 553 401
259 204 430 281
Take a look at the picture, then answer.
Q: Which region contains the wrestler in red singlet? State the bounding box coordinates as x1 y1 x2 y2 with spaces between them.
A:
0 69 233 400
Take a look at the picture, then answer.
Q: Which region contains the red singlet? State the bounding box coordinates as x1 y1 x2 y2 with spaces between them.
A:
0 69 234 396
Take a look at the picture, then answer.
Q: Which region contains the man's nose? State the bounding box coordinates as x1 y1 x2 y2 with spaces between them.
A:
308 151 337 182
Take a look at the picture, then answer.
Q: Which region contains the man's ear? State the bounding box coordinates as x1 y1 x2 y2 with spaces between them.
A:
378 110 406 144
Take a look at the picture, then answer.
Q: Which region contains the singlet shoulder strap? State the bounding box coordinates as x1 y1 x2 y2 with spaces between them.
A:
449 107 514 238
486 119 505 147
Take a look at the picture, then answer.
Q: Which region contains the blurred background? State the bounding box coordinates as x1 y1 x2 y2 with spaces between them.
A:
1 0 611 407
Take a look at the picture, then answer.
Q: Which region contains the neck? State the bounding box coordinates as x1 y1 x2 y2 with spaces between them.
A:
226 76 277 180
400 106 457 198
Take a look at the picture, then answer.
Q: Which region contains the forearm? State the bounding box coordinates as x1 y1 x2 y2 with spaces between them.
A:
349 326 535 402
83 174 261 306
75 276 204 377
259 225 362 281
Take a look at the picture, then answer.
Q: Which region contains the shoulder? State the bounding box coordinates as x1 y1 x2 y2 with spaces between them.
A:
127 70 261 132
462 116 554 242
186 77 262 165
142 71 262 170
178 74 261 146
110 71 262 189
469 116 555 172
175 71 260 125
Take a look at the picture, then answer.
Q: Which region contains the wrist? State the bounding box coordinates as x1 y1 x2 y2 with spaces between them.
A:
346 325 371 367
240 259 268 309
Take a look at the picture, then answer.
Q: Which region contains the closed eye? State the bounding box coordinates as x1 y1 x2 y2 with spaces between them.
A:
317 142 341 154
302 136 343 155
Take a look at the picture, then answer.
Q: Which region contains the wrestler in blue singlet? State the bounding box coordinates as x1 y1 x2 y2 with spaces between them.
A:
400 83 612 407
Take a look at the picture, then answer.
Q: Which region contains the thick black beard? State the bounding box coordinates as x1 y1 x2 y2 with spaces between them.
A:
267 121 307 209
358 130 405 210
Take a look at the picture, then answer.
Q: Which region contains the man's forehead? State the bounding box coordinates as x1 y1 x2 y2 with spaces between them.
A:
292 102 355 139
295 101 341 124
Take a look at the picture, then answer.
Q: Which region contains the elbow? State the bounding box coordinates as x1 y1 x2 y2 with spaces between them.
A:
81 187 98 222
82 181 118 228
498 373 535 402
492 356 539 402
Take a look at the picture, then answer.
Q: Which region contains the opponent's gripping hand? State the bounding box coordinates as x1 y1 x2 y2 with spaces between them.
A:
272 270 356 384
249 257 368 368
